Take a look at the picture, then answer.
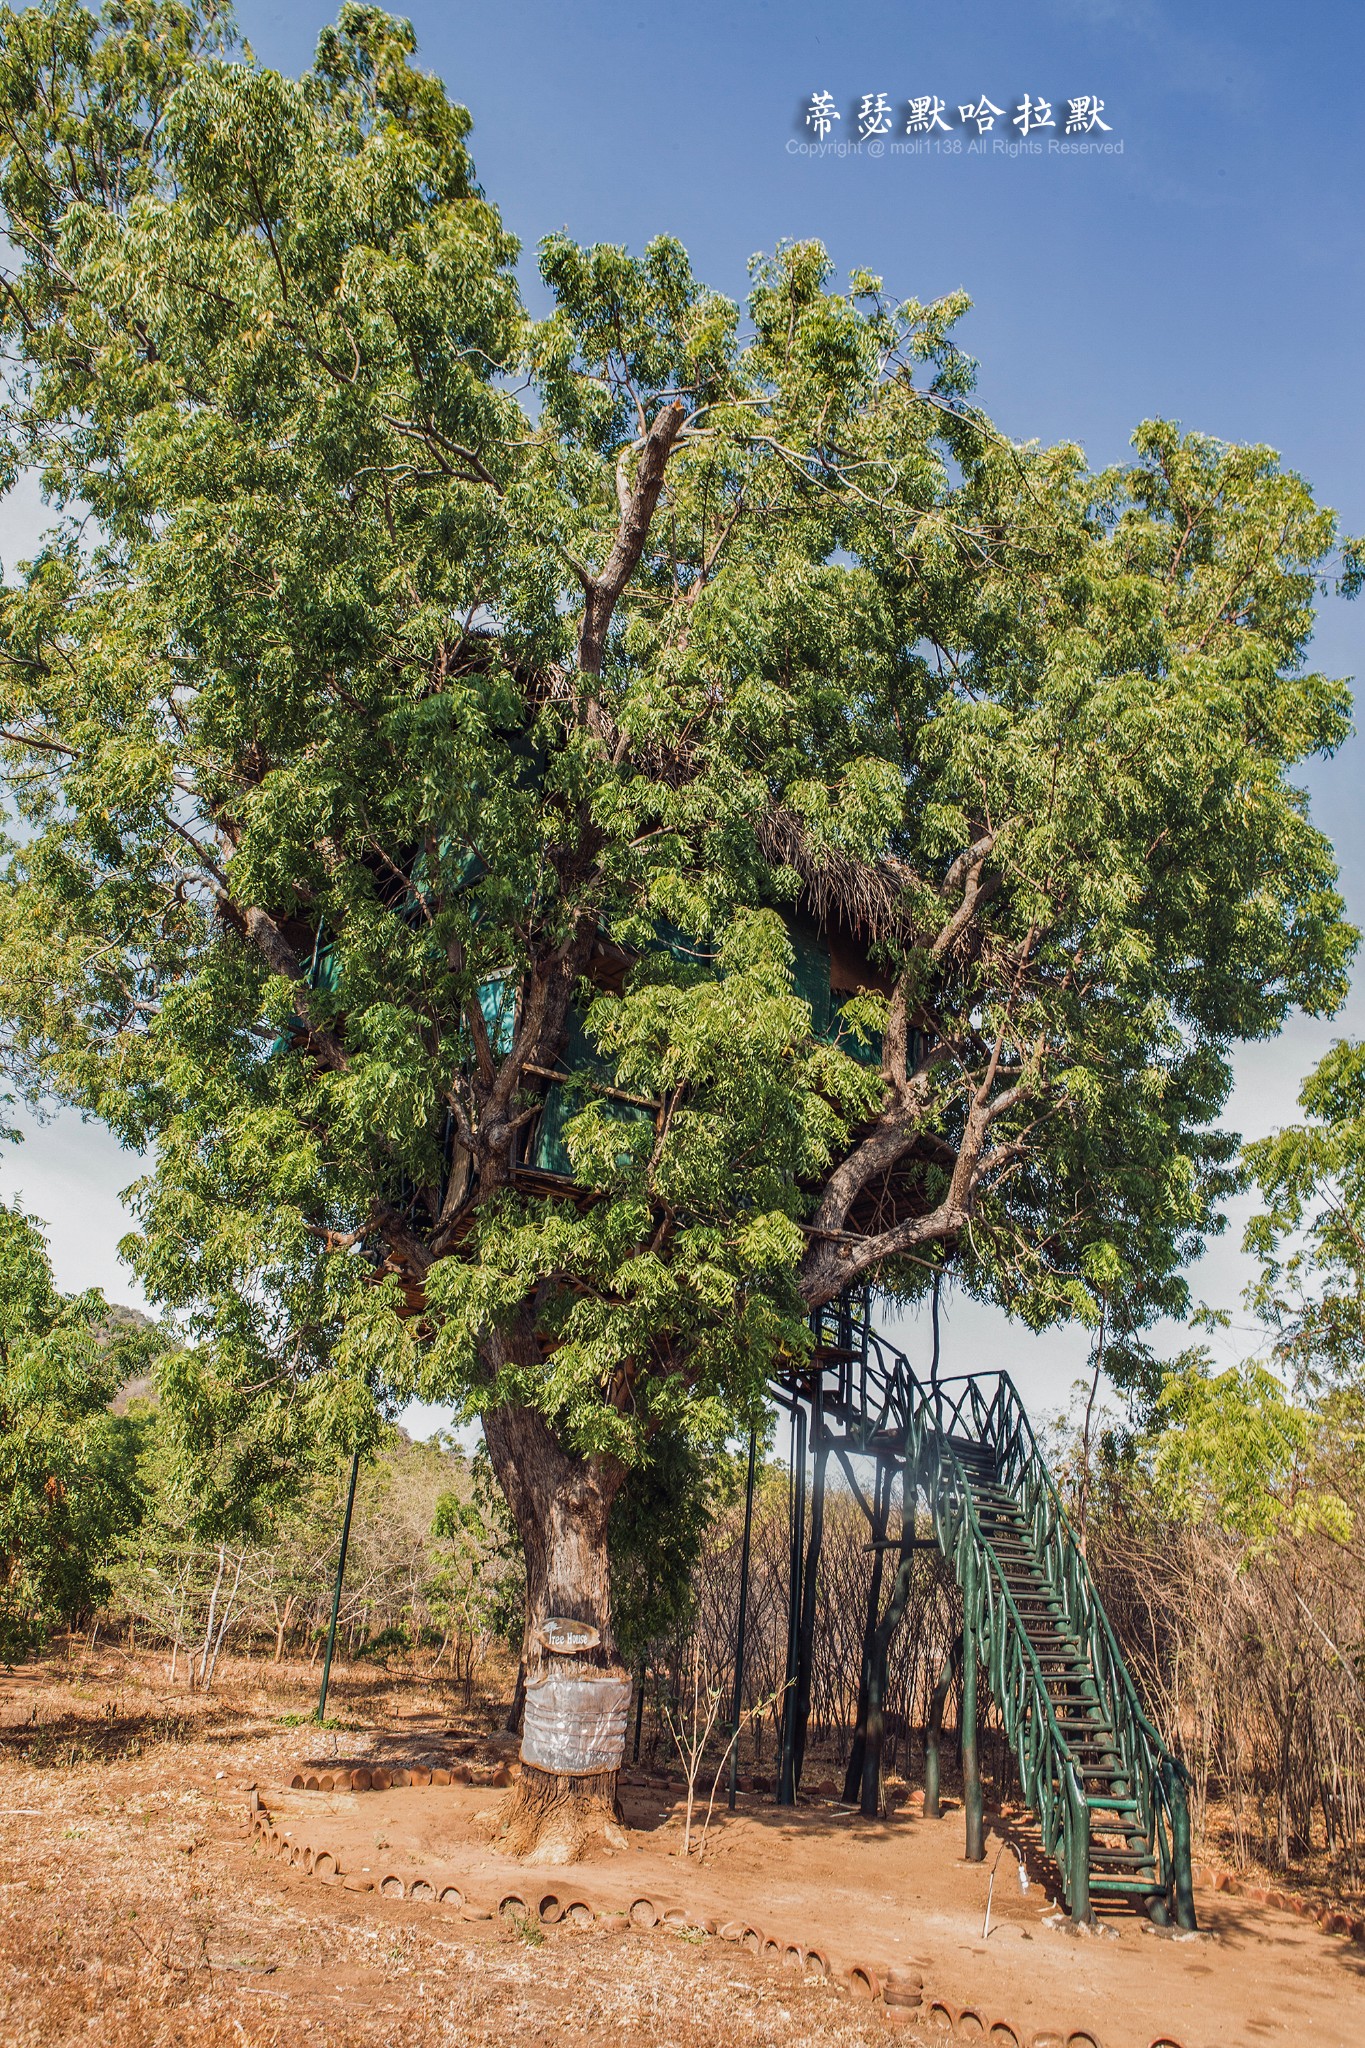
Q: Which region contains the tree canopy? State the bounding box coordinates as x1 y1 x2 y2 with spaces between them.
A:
0 0 1358 1500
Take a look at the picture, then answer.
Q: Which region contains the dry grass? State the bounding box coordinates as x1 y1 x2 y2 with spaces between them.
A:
0 1646 920 2047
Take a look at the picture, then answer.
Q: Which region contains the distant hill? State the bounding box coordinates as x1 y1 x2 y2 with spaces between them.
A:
97 1304 163 1413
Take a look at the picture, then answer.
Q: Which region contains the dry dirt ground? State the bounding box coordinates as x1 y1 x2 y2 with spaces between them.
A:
2 1648 1364 2048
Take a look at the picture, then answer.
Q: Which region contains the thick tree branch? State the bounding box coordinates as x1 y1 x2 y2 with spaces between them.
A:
578 400 688 674
242 907 350 1073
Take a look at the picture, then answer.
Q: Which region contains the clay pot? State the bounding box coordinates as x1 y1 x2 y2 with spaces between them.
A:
629 1897 659 1929
489 1761 512 1787
1065 2032 1105 2048
449 1763 472 1784
843 1962 882 2001
718 1920 745 1943
379 1874 405 1898
408 1766 432 1787
1148 2037 1186 2048
955 2012 987 2041
290 1772 305 1790
883 1966 923 2010
389 1768 410 1788
430 1768 452 1786
780 1942 804 1971
350 1768 372 1792
438 1885 463 1909
1029 2035 1066 2048
538 1894 565 1924
988 2025 1022 2047
370 1767 392 1792
802 1946 831 1978
303 1773 321 1792
313 1852 336 1878
564 1900 595 1928
924 2001 954 2036
762 1936 784 1964
410 1879 435 1901
741 1924 765 1954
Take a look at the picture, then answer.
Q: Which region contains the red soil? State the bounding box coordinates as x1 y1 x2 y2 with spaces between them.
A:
3 1648 1363 2048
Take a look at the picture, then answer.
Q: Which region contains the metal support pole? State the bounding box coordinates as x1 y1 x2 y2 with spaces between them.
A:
792 1387 826 1793
316 1450 360 1725
929 1268 943 1388
860 1444 919 1818
777 1402 807 1806
727 1425 758 1811
962 1543 984 1862
842 1457 890 1804
924 1632 963 1819
632 1661 646 1762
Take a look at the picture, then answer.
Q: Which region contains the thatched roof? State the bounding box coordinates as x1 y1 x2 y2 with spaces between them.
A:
756 806 915 950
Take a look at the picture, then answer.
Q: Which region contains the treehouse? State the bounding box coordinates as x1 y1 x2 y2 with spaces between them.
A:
280 804 1196 1931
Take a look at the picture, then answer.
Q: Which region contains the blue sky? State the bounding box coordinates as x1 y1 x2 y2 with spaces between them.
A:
4 0 1363 1427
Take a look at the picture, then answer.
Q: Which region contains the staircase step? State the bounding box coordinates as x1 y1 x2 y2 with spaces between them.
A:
1086 1795 1141 1811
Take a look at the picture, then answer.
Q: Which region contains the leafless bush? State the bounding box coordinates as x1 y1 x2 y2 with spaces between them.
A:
1091 1484 1365 1890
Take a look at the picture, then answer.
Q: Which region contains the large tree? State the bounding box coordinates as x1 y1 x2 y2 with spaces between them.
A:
0 3 1357 1855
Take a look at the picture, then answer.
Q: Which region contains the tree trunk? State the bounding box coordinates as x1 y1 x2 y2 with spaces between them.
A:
482 1397 629 1864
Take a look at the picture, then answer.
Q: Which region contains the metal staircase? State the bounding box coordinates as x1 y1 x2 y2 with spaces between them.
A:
798 1303 1197 1928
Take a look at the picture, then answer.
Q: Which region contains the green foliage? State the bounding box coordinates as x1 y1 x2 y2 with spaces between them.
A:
0 1201 150 1650
1243 1038 1365 1388
1150 1348 1350 1549
608 1425 722 1670
466 1441 525 1652
0 4 1356 1544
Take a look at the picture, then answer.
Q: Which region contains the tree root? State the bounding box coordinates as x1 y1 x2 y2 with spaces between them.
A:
500 1762 627 1865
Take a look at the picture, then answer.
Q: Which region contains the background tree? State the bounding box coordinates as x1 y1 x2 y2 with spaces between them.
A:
0 1200 150 1652
1243 1037 1365 1389
0 2 1357 1855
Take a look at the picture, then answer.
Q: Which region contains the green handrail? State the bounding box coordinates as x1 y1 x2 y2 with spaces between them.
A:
954 1369 1195 1925
898 1379 1094 1921
811 1304 1193 1925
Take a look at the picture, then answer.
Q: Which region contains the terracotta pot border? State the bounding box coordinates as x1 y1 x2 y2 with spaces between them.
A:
1191 1860 1365 1945
247 1800 1148 2048
280 1760 512 1793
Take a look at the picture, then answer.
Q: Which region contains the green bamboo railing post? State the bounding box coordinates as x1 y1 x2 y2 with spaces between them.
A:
962 1541 984 1862
1067 1766 1092 1924
1170 1765 1198 1930
316 1450 360 1725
